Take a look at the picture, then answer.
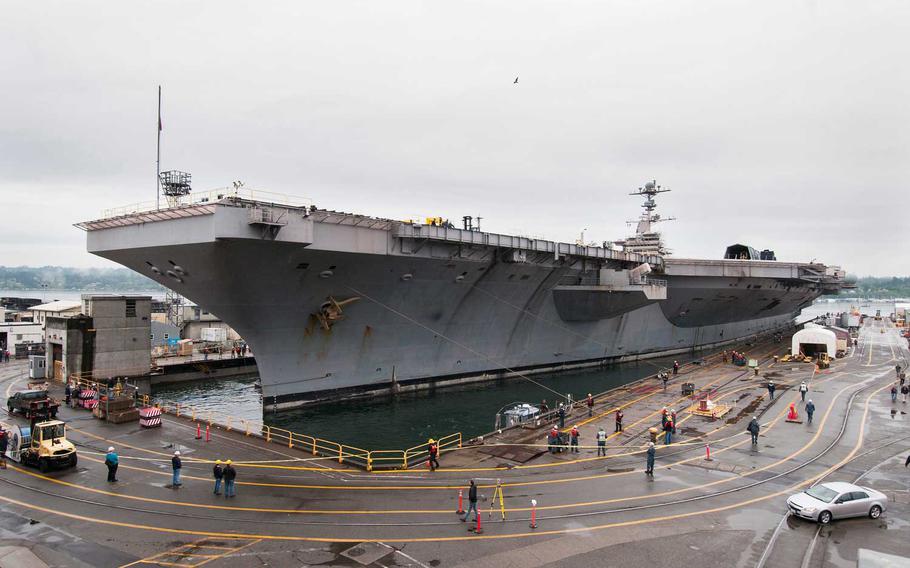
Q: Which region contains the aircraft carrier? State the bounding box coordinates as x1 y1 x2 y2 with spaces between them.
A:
77 179 847 409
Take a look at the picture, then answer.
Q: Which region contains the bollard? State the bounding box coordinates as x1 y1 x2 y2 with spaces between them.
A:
205 424 211 443
529 499 538 529
456 489 465 515
195 423 202 440
705 443 712 462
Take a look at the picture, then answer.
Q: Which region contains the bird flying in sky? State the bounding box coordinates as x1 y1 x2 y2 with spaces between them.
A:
514 76 519 84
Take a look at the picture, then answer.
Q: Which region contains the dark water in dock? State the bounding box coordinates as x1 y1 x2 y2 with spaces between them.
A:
154 357 678 451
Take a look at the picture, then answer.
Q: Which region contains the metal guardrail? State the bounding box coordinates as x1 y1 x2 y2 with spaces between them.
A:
100 187 312 220
127 391 461 472
638 276 668 287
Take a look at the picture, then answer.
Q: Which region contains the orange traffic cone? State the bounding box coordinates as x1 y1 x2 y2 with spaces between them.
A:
195 423 202 439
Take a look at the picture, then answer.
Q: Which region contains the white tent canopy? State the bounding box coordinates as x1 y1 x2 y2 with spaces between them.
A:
792 325 837 356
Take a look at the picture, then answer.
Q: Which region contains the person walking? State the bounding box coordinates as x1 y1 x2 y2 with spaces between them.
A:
892 385 898 403
64 382 72 407
673 360 680 375
645 442 655 476
661 372 669 391
427 439 440 471
670 409 678 434
805 400 816 425
663 418 673 445
615 409 624 433
104 447 118 482
767 380 776 400
569 426 580 453
461 480 479 524
586 394 594 417
596 427 607 457
902 384 909 404
558 404 566 429
212 460 224 495
171 451 182 488
798 381 808 402
747 417 760 445
72 383 82 408
223 460 236 498
0 428 8 470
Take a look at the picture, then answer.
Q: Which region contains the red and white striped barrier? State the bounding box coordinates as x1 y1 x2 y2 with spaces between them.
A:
140 416 162 428
139 406 163 428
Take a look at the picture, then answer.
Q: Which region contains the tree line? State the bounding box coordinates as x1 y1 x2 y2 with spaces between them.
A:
0 266 163 291
846 276 910 299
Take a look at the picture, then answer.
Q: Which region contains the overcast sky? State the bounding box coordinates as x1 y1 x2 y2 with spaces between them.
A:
1 1 907 276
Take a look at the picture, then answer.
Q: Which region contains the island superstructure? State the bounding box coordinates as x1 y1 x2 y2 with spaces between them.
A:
77 180 847 409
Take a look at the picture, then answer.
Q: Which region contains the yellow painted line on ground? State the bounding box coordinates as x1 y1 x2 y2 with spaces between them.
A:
8 370 875 522
66 426 359 472
0 379 883 543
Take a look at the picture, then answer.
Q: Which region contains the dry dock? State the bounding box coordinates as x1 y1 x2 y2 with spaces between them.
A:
1 319 908 567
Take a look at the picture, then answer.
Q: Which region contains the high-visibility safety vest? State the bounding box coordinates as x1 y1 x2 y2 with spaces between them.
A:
597 430 607 442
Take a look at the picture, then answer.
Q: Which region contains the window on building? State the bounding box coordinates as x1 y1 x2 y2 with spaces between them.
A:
164 333 170 340
125 299 137 318
150 333 154 340
16 334 22 340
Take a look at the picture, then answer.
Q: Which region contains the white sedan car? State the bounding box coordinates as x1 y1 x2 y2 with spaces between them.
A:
787 481 888 524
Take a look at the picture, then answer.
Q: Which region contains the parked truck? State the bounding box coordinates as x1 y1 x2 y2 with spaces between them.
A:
6 389 59 420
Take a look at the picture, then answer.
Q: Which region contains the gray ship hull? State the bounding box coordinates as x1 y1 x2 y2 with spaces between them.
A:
80 198 840 409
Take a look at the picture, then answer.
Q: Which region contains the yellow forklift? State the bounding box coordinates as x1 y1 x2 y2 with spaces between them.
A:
1 420 77 472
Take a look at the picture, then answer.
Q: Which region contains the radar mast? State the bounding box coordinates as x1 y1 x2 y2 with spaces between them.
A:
614 180 675 256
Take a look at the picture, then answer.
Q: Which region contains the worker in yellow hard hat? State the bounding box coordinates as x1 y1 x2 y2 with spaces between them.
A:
213 459 224 495
223 460 236 498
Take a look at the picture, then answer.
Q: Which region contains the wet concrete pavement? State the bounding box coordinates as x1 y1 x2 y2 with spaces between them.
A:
0 319 907 567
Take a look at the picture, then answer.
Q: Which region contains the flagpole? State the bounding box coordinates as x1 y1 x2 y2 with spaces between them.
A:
157 85 161 210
